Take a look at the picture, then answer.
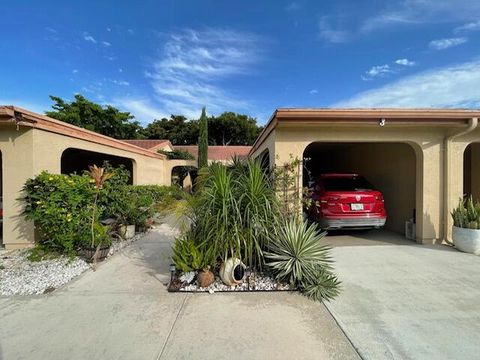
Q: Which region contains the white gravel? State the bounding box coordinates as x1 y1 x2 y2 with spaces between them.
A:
0 232 144 296
177 271 293 292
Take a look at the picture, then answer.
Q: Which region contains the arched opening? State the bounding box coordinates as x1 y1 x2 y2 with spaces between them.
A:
258 149 270 174
172 166 198 193
463 143 480 200
61 148 134 184
303 142 417 239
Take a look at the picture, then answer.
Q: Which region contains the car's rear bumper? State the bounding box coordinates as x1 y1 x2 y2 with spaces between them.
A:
317 217 386 229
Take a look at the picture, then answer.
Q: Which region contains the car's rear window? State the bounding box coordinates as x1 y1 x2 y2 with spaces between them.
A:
322 176 375 191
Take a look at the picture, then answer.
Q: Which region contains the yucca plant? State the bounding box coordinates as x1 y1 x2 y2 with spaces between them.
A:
265 219 340 301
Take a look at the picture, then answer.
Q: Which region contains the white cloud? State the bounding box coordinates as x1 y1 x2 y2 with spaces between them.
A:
395 58 415 66
429 37 467 50
83 32 97 44
106 27 112 32
318 17 349 43
112 79 129 86
113 98 167 123
309 89 318 95
335 59 480 108
362 64 392 80
72 69 78 74
148 28 262 118
102 41 111 47
285 2 301 11
361 0 480 32
455 20 480 33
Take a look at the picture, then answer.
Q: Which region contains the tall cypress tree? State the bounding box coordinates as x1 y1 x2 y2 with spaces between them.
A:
198 107 208 168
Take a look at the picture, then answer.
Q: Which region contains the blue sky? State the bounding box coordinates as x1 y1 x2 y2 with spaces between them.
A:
1 0 480 125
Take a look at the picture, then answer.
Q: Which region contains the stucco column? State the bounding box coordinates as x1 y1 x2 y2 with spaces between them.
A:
444 140 468 242
415 142 443 243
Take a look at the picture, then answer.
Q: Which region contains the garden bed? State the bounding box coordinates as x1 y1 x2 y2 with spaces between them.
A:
0 232 144 296
168 271 296 293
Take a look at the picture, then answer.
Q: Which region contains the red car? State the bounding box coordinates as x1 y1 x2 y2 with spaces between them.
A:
308 173 387 230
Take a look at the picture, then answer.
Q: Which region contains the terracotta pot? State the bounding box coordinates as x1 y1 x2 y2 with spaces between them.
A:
197 269 214 287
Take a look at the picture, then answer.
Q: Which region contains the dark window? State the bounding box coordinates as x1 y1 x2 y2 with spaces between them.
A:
322 176 375 191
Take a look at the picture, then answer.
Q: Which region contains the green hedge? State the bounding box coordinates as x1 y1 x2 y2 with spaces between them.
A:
22 167 181 254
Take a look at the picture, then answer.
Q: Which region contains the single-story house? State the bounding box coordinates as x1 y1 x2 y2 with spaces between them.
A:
250 108 480 244
2 106 480 248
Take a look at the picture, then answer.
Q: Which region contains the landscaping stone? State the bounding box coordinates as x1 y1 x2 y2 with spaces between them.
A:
174 271 293 292
0 232 145 296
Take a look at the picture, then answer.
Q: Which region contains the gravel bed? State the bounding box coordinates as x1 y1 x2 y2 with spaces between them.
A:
0 232 144 296
173 271 294 293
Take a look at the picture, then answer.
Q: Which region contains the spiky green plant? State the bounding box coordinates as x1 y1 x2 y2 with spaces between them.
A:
173 160 279 270
265 219 340 301
452 196 480 229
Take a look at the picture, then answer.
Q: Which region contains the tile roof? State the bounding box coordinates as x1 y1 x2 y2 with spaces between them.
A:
174 145 252 161
121 139 171 150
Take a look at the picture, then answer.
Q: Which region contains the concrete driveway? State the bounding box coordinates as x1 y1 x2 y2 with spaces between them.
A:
0 220 358 360
324 230 480 360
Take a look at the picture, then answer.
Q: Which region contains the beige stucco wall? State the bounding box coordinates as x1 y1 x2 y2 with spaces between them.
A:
271 123 447 243
1 126 168 249
0 126 35 249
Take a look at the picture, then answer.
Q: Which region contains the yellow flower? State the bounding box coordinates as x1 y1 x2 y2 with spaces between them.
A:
48 177 54 181
36 201 41 205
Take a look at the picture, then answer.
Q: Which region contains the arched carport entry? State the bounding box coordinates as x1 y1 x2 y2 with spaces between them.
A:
61 148 135 184
303 142 418 237
463 142 480 200
172 166 197 192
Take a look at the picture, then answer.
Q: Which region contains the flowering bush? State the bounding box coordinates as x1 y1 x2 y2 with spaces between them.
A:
22 172 96 254
22 167 184 255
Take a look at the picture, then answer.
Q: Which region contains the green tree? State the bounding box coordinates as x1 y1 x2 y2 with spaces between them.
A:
208 112 262 145
198 107 208 168
46 95 143 139
142 115 198 144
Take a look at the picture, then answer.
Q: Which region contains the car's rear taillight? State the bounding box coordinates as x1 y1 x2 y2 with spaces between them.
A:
375 195 384 202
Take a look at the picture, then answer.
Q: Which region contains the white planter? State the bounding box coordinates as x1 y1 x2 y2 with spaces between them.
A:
452 226 480 255
220 258 246 286
120 224 136 239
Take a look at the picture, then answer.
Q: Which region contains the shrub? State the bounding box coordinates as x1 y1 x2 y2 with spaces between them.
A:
265 219 340 301
175 160 279 270
158 149 195 160
22 172 95 254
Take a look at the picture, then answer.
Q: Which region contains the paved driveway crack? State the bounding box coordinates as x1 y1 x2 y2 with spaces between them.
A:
156 293 189 360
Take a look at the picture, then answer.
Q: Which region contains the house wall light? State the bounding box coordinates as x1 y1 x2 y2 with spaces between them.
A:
379 118 386 127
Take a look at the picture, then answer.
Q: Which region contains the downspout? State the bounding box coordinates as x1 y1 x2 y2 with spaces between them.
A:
443 117 478 243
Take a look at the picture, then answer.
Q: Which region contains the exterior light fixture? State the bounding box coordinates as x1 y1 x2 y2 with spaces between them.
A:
379 118 386 127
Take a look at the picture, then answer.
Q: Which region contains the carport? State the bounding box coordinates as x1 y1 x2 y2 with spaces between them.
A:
303 142 417 236
250 108 480 244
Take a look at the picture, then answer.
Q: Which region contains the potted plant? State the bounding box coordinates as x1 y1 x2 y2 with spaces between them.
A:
451 196 480 255
79 222 113 262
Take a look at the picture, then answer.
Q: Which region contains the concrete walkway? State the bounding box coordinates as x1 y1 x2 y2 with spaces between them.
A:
325 231 480 360
0 221 358 360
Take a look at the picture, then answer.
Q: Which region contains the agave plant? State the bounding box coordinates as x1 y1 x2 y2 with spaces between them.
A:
265 219 340 301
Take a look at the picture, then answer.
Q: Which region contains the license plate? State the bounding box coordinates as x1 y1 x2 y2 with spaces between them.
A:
351 203 364 211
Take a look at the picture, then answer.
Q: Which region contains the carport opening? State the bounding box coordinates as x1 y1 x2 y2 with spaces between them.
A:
172 166 197 193
303 142 417 237
61 148 134 184
463 143 480 200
